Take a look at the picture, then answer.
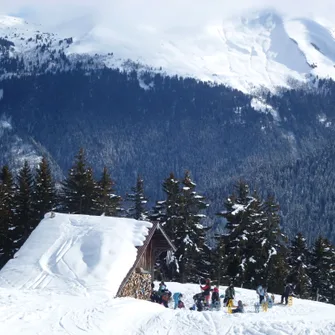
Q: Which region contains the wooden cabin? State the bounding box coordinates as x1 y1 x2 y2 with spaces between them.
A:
116 222 176 300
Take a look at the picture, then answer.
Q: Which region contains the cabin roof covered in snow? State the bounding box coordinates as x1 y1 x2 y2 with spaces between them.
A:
0 212 164 297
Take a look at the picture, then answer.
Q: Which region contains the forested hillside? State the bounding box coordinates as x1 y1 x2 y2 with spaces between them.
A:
1 66 335 244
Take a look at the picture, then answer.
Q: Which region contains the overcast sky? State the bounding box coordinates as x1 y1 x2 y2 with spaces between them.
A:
1 0 334 30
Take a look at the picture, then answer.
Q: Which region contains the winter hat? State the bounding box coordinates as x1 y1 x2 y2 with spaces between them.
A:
214 287 219 293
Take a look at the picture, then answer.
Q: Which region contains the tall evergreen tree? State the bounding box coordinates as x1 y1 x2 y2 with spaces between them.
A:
309 236 335 302
95 167 121 216
33 157 56 224
15 160 34 250
160 173 182 238
258 195 288 289
175 171 209 283
217 180 255 286
61 148 97 214
0 166 16 265
287 233 312 298
126 175 148 220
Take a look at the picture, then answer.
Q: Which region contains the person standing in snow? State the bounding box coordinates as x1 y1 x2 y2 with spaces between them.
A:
173 292 183 309
256 284 266 304
281 283 293 305
224 283 235 306
211 287 220 304
200 278 211 306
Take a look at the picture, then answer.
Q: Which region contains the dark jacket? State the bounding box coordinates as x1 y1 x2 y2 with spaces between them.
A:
212 291 220 303
284 284 293 296
225 286 235 299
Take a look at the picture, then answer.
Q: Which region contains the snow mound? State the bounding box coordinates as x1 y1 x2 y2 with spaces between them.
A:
0 213 152 296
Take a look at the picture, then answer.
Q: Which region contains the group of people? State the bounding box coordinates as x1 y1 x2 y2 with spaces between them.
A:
256 283 294 306
150 279 294 313
150 279 244 313
150 282 184 309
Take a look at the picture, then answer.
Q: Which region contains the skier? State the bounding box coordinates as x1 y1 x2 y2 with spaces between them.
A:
256 284 266 304
200 278 211 306
281 283 293 305
173 292 183 309
224 283 235 306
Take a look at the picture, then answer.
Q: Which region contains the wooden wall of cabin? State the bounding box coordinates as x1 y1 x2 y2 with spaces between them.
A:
137 239 153 273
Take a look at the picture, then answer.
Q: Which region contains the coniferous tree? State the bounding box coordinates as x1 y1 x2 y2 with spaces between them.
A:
126 175 148 220
217 180 255 286
33 157 56 224
309 236 335 302
61 148 97 214
160 173 181 238
287 233 312 298
175 171 208 283
15 160 34 250
258 195 288 290
95 167 121 216
0 166 16 265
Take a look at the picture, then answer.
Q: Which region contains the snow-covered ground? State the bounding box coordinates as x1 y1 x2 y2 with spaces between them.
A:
0 282 334 335
0 212 334 334
2 9 335 93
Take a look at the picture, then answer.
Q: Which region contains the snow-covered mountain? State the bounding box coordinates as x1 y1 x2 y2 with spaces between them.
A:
2 10 335 92
0 212 334 335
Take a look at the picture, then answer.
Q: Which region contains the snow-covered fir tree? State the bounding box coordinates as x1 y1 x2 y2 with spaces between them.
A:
33 157 56 224
287 232 312 299
309 236 335 303
15 160 34 250
61 148 97 214
175 171 208 283
160 172 181 238
126 175 148 220
95 167 121 216
257 195 288 293
217 180 256 286
0 166 16 266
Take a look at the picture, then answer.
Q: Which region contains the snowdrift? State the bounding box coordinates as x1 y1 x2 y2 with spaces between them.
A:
0 212 152 296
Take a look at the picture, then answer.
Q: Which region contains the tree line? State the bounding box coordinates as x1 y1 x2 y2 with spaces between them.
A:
0 148 334 304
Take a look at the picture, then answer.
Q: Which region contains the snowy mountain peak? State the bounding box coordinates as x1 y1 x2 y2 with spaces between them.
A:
2 11 335 93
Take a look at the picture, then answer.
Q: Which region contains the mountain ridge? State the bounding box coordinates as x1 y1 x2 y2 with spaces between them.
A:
2 10 335 92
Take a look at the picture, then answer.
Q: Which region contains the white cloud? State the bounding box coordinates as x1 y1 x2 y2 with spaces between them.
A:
1 0 335 32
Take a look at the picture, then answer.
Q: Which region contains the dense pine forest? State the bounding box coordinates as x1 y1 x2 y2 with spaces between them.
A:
2 68 335 247
1 150 334 305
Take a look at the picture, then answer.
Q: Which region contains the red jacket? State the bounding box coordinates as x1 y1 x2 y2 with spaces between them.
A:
200 284 211 296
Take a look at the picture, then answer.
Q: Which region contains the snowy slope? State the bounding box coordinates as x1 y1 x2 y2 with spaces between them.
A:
0 212 152 296
0 282 334 335
2 10 335 92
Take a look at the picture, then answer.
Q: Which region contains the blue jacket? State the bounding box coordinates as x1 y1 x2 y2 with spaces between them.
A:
173 292 181 301
257 286 265 296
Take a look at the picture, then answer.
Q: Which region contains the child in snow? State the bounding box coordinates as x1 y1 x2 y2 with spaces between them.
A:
232 300 244 313
173 292 183 309
224 283 235 306
211 287 221 310
200 278 211 306
281 283 293 305
265 293 273 308
256 284 266 304
193 292 205 312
